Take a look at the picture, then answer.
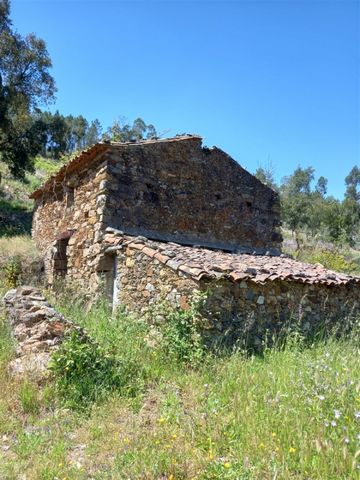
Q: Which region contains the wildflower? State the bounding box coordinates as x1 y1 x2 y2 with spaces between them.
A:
319 395 325 401
324 421 329 427
355 411 360 420
171 434 177 440
208 452 214 460
344 437 350 444
158 417 165 424
289 447 296 454
331 420 337 427
259 442 265 448
58 463 63 467
224 462 231 469
334 410 341 419
169 475 174 480
272 432 277 438
155 440 160 445
275 446 280 452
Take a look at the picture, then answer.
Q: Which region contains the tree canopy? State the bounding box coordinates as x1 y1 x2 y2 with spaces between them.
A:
0 0 56 177
255 164 360 247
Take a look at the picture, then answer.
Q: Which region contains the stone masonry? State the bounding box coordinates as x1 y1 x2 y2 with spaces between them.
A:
30 135 281 289
29 135 360 347
2 286 81 376
103 231 360 348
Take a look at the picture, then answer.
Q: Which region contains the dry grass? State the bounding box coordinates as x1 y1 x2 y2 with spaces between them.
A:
0 236 43 294
0 235 38 259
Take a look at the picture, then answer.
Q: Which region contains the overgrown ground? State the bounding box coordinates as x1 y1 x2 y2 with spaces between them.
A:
0 293 359 479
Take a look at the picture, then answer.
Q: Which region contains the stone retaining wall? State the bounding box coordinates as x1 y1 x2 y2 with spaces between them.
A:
2 286 81 376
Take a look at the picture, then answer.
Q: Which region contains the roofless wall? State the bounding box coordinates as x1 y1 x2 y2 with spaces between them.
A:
102 136 282 253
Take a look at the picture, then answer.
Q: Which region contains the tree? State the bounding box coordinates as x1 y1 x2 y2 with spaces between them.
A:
105 117 158 142
345 166 360 203
342 166 360 245
0 0 55 177
85 119 102 147
254 166 277 191
315 176 328 197
281 166 315 196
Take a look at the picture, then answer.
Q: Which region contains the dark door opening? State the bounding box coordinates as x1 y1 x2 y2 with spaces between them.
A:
53 238 69 277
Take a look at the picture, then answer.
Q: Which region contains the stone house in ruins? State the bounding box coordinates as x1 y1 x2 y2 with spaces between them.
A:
30 135 360 347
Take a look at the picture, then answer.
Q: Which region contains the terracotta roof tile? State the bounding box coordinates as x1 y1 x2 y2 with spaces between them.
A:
103 232 360 287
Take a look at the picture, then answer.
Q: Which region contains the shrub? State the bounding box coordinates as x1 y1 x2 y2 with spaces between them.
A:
49 330 141 410
298 248 358 275
152 293 207 366
3 256 22 288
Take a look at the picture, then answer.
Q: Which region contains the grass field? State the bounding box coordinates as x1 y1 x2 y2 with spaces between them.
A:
0 297 359 480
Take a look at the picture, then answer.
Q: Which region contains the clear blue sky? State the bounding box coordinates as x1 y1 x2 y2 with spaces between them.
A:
12 0 359 198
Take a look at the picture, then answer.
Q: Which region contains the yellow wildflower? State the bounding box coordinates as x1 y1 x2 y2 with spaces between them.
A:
224 462 231 469
289 447 296 453
272 432 277 437
259 442 265 448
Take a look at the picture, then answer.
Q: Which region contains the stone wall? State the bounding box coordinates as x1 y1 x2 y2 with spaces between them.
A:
3 286 79 376
104 137 282 253
199 279 359 348
114 246 360 349
115 244 199 315
32 156 109 288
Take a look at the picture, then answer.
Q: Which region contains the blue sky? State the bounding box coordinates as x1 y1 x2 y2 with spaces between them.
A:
11 0 359 198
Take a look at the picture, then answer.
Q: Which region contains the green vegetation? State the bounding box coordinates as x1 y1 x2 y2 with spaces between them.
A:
0 235 42 293
0 295 359 479
256 165 360 249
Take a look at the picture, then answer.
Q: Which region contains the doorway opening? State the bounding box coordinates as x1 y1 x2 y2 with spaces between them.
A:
53 237 69 277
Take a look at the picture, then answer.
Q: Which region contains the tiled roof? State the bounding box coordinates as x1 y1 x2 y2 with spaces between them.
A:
29 135 202 199
104 230 360 286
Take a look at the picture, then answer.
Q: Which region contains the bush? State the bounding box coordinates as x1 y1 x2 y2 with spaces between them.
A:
153 293 207 366
49 329 141 410
298 248 358 275
2 256 22 288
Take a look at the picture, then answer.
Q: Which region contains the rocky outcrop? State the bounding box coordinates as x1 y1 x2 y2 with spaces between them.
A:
3 286 80 376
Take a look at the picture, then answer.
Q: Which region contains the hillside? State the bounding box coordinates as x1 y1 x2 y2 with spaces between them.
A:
0 158 67 236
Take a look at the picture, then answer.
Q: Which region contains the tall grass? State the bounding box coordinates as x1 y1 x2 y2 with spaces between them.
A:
0 295 359 479
0 235 43 294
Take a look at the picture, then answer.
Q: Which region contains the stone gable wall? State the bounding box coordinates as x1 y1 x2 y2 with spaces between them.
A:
104 139 282 253
114 246 360 349
32 156 109 287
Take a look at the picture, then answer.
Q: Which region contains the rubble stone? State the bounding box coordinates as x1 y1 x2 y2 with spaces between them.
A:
2 286 83 377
